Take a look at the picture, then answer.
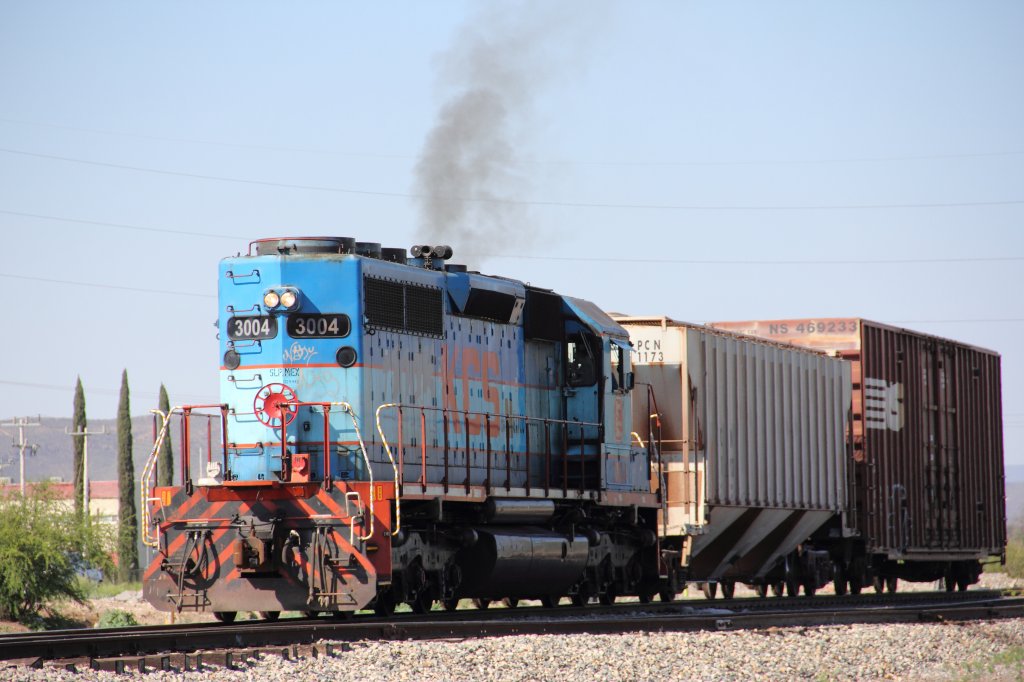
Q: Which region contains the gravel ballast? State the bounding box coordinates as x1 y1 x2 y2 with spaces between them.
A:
5 618 1024 682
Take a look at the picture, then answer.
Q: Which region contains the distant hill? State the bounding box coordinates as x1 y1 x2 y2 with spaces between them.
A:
1007 482 1024 527
0 414 209 485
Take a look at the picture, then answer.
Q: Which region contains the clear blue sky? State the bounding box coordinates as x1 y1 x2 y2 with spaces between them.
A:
1 2 1022 462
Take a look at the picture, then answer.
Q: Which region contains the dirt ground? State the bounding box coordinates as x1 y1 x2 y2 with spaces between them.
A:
2 572 1019 633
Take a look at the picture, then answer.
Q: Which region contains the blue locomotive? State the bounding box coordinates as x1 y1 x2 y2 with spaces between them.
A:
142 237 666 619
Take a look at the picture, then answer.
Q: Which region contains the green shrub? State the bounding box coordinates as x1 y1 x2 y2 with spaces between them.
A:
95 609 138 628
0 484 115 623
1005 525 1024 579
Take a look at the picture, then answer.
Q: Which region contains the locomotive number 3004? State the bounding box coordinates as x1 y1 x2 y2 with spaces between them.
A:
228 315 278 340
287 314 351 338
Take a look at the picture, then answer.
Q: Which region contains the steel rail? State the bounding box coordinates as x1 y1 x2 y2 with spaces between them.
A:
0 591 1021 666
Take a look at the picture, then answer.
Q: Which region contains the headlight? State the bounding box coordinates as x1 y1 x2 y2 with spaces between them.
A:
280 290 297 309
263 291 281 308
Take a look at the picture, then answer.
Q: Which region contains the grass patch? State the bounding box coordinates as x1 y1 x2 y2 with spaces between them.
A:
1005 526 1024 580
953 645 1024 681
80 579 142 599
95 609 138 628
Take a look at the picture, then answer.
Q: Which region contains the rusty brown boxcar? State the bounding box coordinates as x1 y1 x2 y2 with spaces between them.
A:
710 318 1005 592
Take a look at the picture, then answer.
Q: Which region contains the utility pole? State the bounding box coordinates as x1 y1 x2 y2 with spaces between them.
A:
66 425 108 515
3 417 41 495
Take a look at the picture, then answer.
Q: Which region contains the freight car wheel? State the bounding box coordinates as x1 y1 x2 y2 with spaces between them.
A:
259 611 280 621
541 595 560 609
771 582 784 597
754 584 767 598
658 589 675 603
945 575 956 592
572 592 590 607
599 588 618 605
442 598 460 611
848 575 862 595
785 577 800 598
885 576 898 593
720 581 735 599
213 611 236 623
472 599 491 610
502 598 519 609
833 565 847 596
956 577 970 591
701 582 717 600
873 577 885 594
803 581 816 597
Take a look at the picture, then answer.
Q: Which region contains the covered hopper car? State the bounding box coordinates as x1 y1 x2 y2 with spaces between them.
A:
614 316 853 597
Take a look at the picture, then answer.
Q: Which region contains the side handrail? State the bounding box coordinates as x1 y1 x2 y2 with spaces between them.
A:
374 402 603 502
141 407 180 548
282 400 376 541
374 403 402 537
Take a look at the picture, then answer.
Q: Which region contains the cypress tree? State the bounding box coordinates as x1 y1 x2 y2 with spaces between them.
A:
157 384 173 487
72 376 87 517
116 369 138 582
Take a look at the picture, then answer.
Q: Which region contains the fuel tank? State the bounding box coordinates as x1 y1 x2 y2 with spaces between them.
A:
454 527 589 599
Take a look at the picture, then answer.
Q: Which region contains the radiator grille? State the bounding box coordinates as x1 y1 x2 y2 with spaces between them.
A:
364 276 443 337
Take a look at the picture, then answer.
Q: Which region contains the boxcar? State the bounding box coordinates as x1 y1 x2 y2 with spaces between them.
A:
710 318 1005 590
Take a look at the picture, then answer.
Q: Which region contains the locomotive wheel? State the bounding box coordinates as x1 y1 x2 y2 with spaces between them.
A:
754 584 767 598
374 592 397 617
701 582 717 600
213 611 237 623
771 582 784 597
259 611 280 621
472 598 491 610
411 592 434 614
502 598 519 609
659 588 675 603
540 595 560 609
720 581 735 599
442 598 460 611
886 576 898 593
873 576 885 594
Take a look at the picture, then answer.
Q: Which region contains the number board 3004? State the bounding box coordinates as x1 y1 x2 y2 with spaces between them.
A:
287 314 351 338
227 315 278 340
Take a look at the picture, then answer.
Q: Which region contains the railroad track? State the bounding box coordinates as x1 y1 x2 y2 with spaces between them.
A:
3 590 1022 674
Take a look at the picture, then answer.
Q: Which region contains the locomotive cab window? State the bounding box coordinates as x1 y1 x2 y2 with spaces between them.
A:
610 342 633 392
566 333 598 387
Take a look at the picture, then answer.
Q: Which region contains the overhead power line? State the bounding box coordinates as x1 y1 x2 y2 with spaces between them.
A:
487 254 1024 266
2 115 1024 166
3 208 1022 267
0 379 215 403
0 272 214 298
0 209 238 239
2 147 1024 211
